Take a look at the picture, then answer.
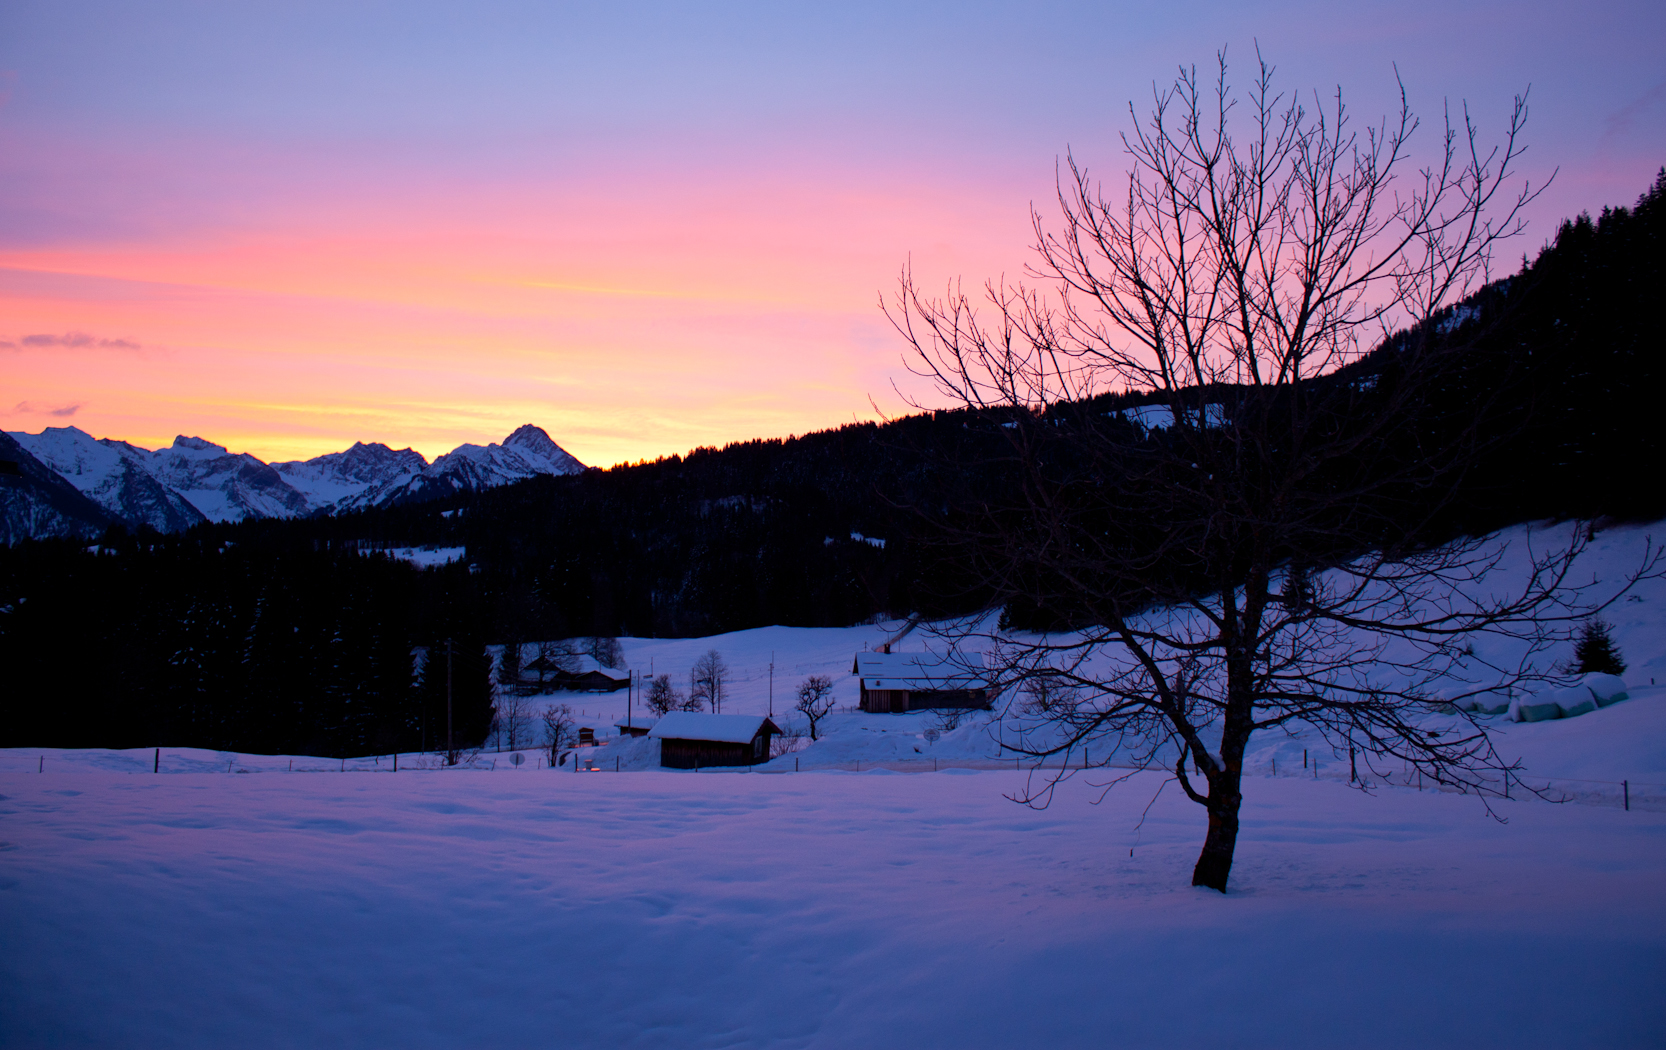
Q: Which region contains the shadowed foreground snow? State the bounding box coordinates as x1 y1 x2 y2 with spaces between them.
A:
1 767 1661 1048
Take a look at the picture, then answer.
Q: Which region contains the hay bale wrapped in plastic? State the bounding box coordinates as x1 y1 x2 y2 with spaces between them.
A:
1510 693 1564 723
1580 673 1629 708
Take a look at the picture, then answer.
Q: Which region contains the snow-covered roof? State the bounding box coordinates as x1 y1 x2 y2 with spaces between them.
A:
852 652 986 691
647 712 779 744
615 715 657 731
525 653 626 678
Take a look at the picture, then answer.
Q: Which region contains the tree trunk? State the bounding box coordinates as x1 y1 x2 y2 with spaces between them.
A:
1191 773 1243 892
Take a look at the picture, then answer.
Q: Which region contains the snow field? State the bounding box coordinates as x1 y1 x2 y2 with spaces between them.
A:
5 520 1662 1045
1 767 1662 1048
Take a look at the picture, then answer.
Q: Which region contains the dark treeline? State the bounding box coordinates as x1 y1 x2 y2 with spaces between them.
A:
2 534 493 757
2 170 1659 754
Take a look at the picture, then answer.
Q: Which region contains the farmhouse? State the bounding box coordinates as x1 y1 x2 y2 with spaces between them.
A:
649 712 780 769
852 650 990 713
525 653 629 693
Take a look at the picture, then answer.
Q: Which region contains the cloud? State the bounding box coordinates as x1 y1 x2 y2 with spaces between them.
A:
17 331 141 350
11 401 81 418
1602 79 1666 144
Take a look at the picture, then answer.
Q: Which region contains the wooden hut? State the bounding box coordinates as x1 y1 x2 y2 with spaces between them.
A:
649 712 781 769
523 653 630 693
852 651 990 713
615 715 656 738
550 668 629 693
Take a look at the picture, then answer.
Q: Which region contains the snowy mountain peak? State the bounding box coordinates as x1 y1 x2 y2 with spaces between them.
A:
273 442 428 512
6 422 586 538
5 425 207 533
170 435 229 456
504 424 585 474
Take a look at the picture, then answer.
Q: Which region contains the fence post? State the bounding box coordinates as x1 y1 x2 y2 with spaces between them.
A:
1624 780 1630 811
155 748 160 773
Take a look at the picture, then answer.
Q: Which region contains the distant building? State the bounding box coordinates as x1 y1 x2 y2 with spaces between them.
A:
524 653 629 693
615 715 656 738
852 650 990 713
648 712 781 768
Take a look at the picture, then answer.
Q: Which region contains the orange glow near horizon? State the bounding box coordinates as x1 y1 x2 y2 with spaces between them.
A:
1 164 1039 465
4 3 1658 468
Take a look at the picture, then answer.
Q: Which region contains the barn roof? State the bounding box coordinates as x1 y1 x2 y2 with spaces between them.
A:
648 712 780 744
526 654 625 677
852 651 986 691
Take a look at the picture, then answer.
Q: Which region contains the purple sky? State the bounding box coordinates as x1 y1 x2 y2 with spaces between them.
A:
2 0 1661 463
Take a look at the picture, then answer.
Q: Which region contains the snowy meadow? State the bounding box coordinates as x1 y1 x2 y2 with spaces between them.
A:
2 763 1662 1048
4 522 1665 1048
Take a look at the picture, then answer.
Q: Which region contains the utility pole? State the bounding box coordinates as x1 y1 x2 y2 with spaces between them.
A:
769 652 774 718
446 636 454 765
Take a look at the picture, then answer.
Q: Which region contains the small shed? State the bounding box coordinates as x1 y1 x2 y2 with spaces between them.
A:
852 651 990 713
649 712 781 769
615 715 656 738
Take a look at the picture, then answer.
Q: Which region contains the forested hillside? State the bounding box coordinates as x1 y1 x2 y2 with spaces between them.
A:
2 171 1660 755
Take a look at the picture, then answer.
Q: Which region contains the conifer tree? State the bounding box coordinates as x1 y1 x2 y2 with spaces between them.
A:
1573 618 1627 676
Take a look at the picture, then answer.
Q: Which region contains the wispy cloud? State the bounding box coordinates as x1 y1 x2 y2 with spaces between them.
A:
1602 78 1666 145
15 332 141 350
11 401 82 418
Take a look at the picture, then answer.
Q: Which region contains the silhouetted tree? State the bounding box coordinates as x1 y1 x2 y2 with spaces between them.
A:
889 51 1658 891
690 649 729 713
1573 618 1627 676
540 702 575 766
645 674 683 717
794 674 836 741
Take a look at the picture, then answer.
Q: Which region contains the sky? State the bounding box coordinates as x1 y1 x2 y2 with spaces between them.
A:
2 1 1662 466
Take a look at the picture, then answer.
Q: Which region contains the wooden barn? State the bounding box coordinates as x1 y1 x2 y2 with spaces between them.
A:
615 715 656 738
852 650 990 713
551 668 629 692
649 712 781 769
524 654 630 693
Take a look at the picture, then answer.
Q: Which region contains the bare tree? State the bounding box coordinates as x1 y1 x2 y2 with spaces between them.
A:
533 640 576 690
769 722 806 759
588 636 623 669
690 649 729 713
644 674 683 716
497 688 534 752
794 675 836 740
888 52 1658 891
540 702 575 766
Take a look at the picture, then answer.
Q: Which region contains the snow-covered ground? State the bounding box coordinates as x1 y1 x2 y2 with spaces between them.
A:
1 766 1661 1047
364 545 468 568
3 520 1663 1046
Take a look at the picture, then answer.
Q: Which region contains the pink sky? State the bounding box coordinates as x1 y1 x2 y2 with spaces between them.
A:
2 1 1662 465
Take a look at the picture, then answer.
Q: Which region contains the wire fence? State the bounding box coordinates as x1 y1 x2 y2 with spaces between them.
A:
12 747 1665 813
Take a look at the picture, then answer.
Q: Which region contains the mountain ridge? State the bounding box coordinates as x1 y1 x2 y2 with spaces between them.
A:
2 424 584 537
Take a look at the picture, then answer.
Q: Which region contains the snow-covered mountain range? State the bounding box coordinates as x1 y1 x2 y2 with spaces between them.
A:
1 424 584 538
